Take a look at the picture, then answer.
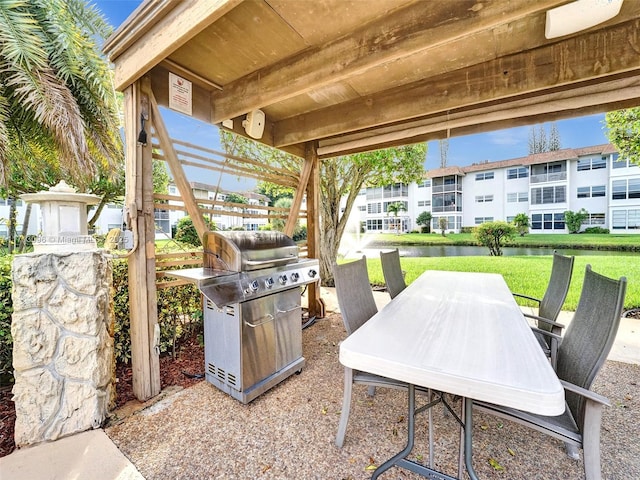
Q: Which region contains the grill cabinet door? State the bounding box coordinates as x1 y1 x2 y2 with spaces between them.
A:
241 296 277 389
275 288 302 370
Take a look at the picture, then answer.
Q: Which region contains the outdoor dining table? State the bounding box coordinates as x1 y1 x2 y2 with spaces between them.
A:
339 270 566 480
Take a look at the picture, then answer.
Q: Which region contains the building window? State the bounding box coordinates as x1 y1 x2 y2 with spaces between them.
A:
578 157 606 171
531 186 566 205
507 192 527 202
383 201 408 212
579 185 606 198
506 216 515 223
475 172 494 181
418 180 431 188
367 202 382 214
366 187 383 200
507 167 528 179
417 200 431 207
611 153 628 169
531 213 565 230
366 219 383 230
592 185 606 197
474 217 494 224
383 183 409 197
612 209 640 230
475 195 493 203
612 178 640 200
358 205 366 211
587 213 605 225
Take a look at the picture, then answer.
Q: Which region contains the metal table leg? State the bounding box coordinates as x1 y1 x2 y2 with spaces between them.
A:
463 397 480 480
371 384 458 480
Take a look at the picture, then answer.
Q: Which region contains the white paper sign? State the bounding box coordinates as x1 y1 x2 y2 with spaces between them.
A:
169 72 192 116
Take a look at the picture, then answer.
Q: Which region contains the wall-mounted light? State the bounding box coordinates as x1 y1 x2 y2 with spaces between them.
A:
545 0 623 39
242 109 265 139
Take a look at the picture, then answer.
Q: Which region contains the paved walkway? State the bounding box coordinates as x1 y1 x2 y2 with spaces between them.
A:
1 287 638 480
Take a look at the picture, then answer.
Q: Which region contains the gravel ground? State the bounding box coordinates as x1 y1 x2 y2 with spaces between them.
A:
106 313 640 480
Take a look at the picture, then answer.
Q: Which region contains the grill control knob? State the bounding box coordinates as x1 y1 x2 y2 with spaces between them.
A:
279 274 288 285
308 269 317 278
249 280 259 292
290 272 300 282
265 277 275 289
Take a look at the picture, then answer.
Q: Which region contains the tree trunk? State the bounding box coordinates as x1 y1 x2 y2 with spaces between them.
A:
88 197 108 231
7 198 17 254
18 203 33 253
318 161 368 287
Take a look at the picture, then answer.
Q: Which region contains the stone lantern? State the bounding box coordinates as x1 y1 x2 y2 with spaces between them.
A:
12 180 114 447
20 180 101 252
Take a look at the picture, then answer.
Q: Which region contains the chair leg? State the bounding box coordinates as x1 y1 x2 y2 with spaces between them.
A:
565 443 580 460
335 367 354 448
582 400 604 480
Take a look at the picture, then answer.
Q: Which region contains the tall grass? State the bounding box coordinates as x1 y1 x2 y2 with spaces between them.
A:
365 255 640 311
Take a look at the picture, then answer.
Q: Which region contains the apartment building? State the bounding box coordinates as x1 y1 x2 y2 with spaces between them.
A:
167 182 271 232
0 182 270 243
349 144 640 234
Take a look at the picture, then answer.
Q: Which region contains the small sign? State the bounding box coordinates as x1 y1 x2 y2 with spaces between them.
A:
169 72 192 116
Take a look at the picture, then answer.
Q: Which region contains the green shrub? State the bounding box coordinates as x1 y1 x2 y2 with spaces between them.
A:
174 216 216 246
583 226 610 234
0 256 13 385
112 259 203 364
473 221 517 256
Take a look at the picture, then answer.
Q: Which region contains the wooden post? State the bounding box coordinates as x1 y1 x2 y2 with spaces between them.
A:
124 77 161 400
305 142 325 318
284 155 314 237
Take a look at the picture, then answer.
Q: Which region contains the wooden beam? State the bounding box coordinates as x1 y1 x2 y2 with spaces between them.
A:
317 75 640 157
209 0 564 123
284 156 314 237
150 90 209 239
304 142 324 318
109 0 242 90
275 19 640 147
125 78 161 401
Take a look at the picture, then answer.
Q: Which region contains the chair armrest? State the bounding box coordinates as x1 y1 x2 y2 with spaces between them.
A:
560 380 611 407
513 292 542 304
524 313 565 329
530 326 562 341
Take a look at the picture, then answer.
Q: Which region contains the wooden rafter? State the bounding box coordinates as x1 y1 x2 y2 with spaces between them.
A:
208 0 563 123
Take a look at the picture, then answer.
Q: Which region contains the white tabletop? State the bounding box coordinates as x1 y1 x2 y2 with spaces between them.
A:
339 270 565 416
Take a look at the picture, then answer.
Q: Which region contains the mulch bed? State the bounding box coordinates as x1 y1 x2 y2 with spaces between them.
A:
0 337 204 458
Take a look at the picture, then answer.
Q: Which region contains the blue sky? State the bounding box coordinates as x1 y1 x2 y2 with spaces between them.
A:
94 0 611 175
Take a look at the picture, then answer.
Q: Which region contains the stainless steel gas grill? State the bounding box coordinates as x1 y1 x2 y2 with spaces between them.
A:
167 231 320 403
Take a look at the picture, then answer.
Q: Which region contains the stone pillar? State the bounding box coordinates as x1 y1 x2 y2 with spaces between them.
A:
11 251 114 447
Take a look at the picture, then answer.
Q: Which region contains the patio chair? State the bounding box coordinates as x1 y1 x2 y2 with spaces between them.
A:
380 248 407 299
512 251 574 365
333 257 438 451
475 265 627 480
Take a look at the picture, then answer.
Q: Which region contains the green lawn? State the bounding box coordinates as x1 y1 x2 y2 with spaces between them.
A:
365 255 640 311
359 232 640 250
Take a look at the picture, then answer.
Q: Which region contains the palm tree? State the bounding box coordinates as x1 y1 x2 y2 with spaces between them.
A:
386 201 407 235
0 0 122 189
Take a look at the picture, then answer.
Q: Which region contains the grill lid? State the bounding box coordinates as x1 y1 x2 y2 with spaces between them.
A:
203 231 298 272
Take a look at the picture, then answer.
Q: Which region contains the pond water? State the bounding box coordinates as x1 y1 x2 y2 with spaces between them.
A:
343 245 640 259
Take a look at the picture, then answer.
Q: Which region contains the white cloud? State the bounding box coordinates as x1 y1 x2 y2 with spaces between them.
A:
487 127 528 146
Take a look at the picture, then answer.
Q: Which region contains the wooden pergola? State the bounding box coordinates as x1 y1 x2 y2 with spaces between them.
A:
103 0 640 400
